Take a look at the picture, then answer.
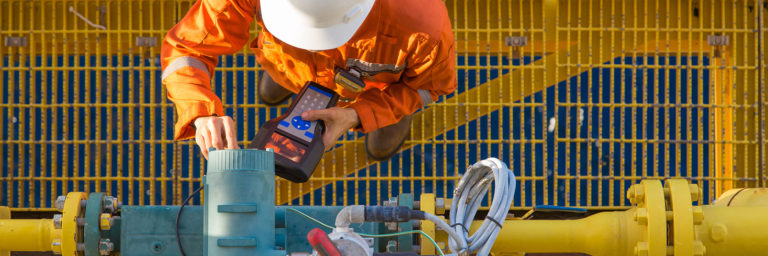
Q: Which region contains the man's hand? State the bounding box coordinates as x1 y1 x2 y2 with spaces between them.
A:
194 116 240 159
301 107 360 151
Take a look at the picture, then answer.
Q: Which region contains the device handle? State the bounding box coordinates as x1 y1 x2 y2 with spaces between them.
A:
307 228 341 256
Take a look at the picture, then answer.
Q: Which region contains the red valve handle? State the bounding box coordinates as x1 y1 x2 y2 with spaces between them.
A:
307 228 341 256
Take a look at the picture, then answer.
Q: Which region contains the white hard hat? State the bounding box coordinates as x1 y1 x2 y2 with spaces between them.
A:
261 0 376 51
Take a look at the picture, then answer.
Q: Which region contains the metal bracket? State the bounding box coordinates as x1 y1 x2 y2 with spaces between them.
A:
4 36 28 47
505 36 528 59
707 35 729 58
505 36 528 47
707 35 729 46
135 37 157 47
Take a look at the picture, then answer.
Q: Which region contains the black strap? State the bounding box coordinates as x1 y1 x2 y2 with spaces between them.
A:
485 216 503 228
450 222 470 233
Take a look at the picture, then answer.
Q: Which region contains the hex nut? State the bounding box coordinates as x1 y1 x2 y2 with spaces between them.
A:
633 184 646 202
53 214 63 229
634 242 649 256
634 208 648 225
103 196 116 213
412 220 421 229
627 184 645 205
54 196 66 211
689 184 700 202
692 206 704 225
99 238 114 255
51 239 62 254
99 213 113 230
436 198 446 215
693 241 706 256
386 240 398 252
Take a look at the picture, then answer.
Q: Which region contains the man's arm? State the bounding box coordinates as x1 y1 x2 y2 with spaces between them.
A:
302 36 456 151
161 0 257 140
348 38 457 133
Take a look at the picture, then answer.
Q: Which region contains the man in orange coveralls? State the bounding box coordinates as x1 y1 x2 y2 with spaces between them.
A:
161 0 456 161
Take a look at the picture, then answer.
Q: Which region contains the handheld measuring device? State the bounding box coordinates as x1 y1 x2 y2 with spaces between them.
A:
248 81 339 182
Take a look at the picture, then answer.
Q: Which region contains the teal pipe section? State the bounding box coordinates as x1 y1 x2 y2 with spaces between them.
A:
204 149 284 256
120 206 203 256
120 205 390 255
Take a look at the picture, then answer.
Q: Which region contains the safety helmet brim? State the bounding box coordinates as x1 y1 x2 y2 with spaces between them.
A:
261 0 375 51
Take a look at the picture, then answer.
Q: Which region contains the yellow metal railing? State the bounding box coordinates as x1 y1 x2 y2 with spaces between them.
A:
0 0 765 211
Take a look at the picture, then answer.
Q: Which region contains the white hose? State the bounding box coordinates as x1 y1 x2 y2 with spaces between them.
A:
436 158 516 256
424 212 467 255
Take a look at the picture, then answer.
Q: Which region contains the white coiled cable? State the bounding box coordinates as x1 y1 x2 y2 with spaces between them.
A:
435 158 516 256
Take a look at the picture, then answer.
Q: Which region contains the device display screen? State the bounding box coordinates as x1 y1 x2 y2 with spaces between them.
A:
264 132 307 162
275 85 333 143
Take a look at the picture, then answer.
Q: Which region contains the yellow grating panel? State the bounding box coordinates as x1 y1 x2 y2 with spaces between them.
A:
0 0 765 211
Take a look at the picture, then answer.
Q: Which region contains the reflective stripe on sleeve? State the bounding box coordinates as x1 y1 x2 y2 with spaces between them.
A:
162 56 210 80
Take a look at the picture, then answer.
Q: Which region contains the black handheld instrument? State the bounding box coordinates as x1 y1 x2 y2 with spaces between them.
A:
248 82 339 182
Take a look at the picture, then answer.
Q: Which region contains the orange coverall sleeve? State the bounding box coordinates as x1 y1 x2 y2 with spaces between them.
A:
161 0 257 140
348 40 457 133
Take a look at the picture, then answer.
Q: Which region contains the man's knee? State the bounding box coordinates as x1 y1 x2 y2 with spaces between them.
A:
365 115 413 160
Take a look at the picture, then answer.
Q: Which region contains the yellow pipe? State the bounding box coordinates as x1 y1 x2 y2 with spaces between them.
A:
0 206 9 256
698 206 768 255
458 205 768 256
431 186 768 256
0 219 55 252
713 188 768 207
471 210 642 256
